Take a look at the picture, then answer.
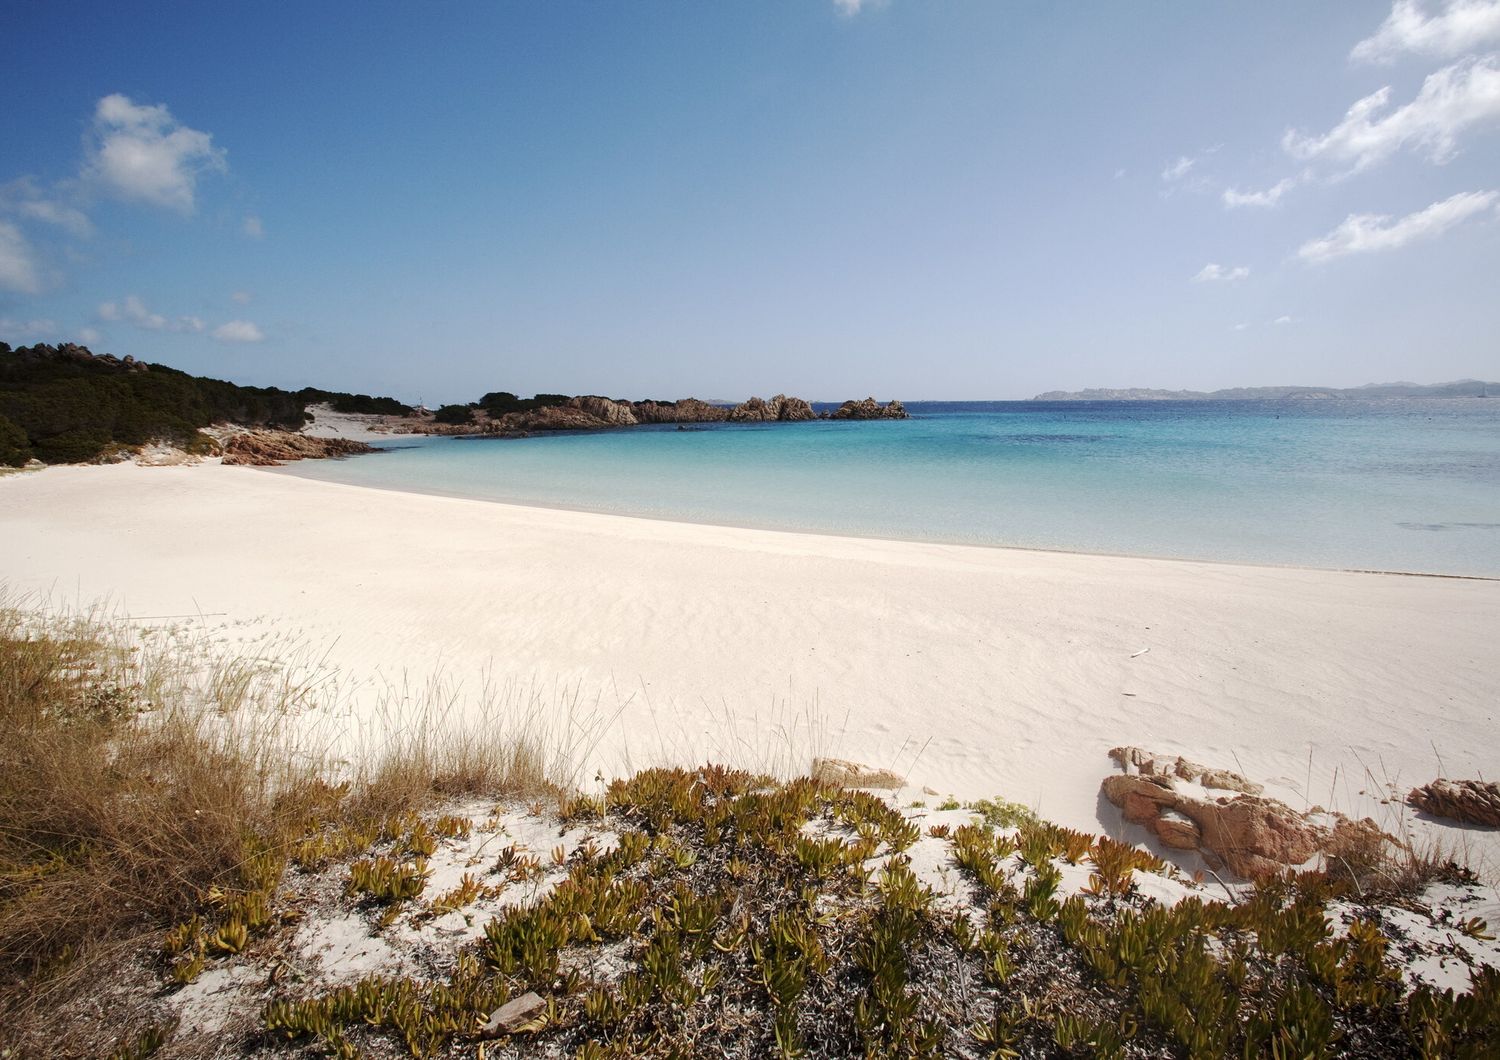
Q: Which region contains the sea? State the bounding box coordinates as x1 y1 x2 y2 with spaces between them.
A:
278 400 1500 578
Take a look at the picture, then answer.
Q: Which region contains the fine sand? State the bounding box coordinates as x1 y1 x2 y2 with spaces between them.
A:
2 461 1497 873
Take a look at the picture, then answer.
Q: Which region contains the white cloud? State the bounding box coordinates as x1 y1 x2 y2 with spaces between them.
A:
17 199 93 238
211 319 264 343
1232 322 1250 331
1223 176 1299 208
1161 155 1196 181
231 290 252 304
833 0 870 15
0 221 42 294
76 326 103 345
1297 188 1498 262
0 316 58 342
242 215 264 239
1192 263 1251 283
1273 315 1295 324
1283 56 1500 173
85 94 227 213
1352 0 1500 63
97 294 204 333
0 177 94 239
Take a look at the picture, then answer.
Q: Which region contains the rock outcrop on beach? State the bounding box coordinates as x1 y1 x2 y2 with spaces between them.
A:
830 397 909 420
220 431 375 466
385 389 911 438
1101 746 1387 878
635 398 733 424
728 394 817 422
437 393 825 434
1409 779 1500 828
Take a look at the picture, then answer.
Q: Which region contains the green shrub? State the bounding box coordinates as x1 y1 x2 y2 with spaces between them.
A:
0 413 30 466
432 403 475 425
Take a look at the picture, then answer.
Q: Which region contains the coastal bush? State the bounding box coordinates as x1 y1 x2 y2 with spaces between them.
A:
256 764 1499 1059
433 402 476 425
0 342 411 463
0 412 32 465
477 390 571 416
312 389 412 416
0 595 566 1056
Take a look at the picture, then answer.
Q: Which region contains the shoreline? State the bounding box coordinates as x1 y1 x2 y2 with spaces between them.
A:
274 460 1500 583
3 460 1498 877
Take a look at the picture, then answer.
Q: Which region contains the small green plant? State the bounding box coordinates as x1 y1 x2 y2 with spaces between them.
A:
347 856 429 903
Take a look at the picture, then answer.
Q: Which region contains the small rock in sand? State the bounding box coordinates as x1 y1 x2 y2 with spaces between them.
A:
812 757 905 790
481 992 547 1037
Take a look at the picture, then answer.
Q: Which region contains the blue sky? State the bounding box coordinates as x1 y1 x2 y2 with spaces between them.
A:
2 1 1498 401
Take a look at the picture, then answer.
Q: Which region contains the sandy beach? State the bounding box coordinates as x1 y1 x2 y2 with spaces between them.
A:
2 461 1497 871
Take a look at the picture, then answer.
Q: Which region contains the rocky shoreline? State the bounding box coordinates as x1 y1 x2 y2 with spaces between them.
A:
359 393 908 439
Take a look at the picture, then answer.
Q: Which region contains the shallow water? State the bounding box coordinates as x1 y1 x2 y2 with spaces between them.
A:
279 400 1500 576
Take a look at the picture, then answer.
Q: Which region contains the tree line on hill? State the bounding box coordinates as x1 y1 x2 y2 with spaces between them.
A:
0 342 412 466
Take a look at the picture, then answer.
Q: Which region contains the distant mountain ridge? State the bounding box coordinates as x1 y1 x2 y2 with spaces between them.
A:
1031 380 1498 401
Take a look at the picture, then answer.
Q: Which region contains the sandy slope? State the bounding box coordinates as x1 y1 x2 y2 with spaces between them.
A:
1 462 1496 873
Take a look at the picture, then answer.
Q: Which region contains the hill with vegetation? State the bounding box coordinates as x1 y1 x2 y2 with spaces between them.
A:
0 342 412 466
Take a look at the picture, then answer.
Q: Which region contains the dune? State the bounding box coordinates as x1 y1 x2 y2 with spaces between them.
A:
1 461 1497 874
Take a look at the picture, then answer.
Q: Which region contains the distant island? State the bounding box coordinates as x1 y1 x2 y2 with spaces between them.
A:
1031 380 1497 401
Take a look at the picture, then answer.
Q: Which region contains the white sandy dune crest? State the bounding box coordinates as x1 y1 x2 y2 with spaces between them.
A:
1 462 1497 875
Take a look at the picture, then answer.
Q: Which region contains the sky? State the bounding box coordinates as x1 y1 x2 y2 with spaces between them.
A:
2 1 1498 402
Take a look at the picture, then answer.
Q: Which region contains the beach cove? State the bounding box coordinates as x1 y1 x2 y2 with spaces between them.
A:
3 460 1495 872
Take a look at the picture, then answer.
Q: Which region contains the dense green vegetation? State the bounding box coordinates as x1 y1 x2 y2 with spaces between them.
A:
0 342 411 465
433 403 477 425
478 390 571 417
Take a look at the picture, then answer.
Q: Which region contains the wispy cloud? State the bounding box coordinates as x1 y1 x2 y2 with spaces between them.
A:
1161 156 1197 182
1272 315 1295 324
76 326 103 345
0 316 58 343
85 94 227 213
0 221 43 294
231 290 253 305
98 294 205 333
1283 55 1500 173
1352 0 1500 63
832 0 875 16
1297 188 1498 262
242 215 264 239
211 319 264 343
1192 263 1251 283
1160 146 1221 195
1223 176 1299 208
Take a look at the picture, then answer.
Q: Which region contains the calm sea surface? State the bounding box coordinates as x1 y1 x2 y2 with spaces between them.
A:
278 400 1500 577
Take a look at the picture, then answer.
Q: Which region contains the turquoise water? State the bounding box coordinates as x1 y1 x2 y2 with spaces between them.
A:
279 401 1500 577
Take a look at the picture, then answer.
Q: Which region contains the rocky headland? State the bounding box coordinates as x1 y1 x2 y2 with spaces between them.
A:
219 430 376 466
390 393 907 437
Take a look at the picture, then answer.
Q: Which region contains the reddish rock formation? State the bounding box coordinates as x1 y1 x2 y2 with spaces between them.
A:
831 397 908 420
569 396 639 426
728 394 817 422
221 431 374 466
635 398 732 424
1101 746 1384 878
1408 779 1500 828
1108 746 1264 795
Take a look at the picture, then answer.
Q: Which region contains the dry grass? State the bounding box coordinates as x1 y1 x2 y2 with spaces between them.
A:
0 593 577 1055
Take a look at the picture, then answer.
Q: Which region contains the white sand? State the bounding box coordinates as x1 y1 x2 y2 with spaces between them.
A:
2 462 1497 872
